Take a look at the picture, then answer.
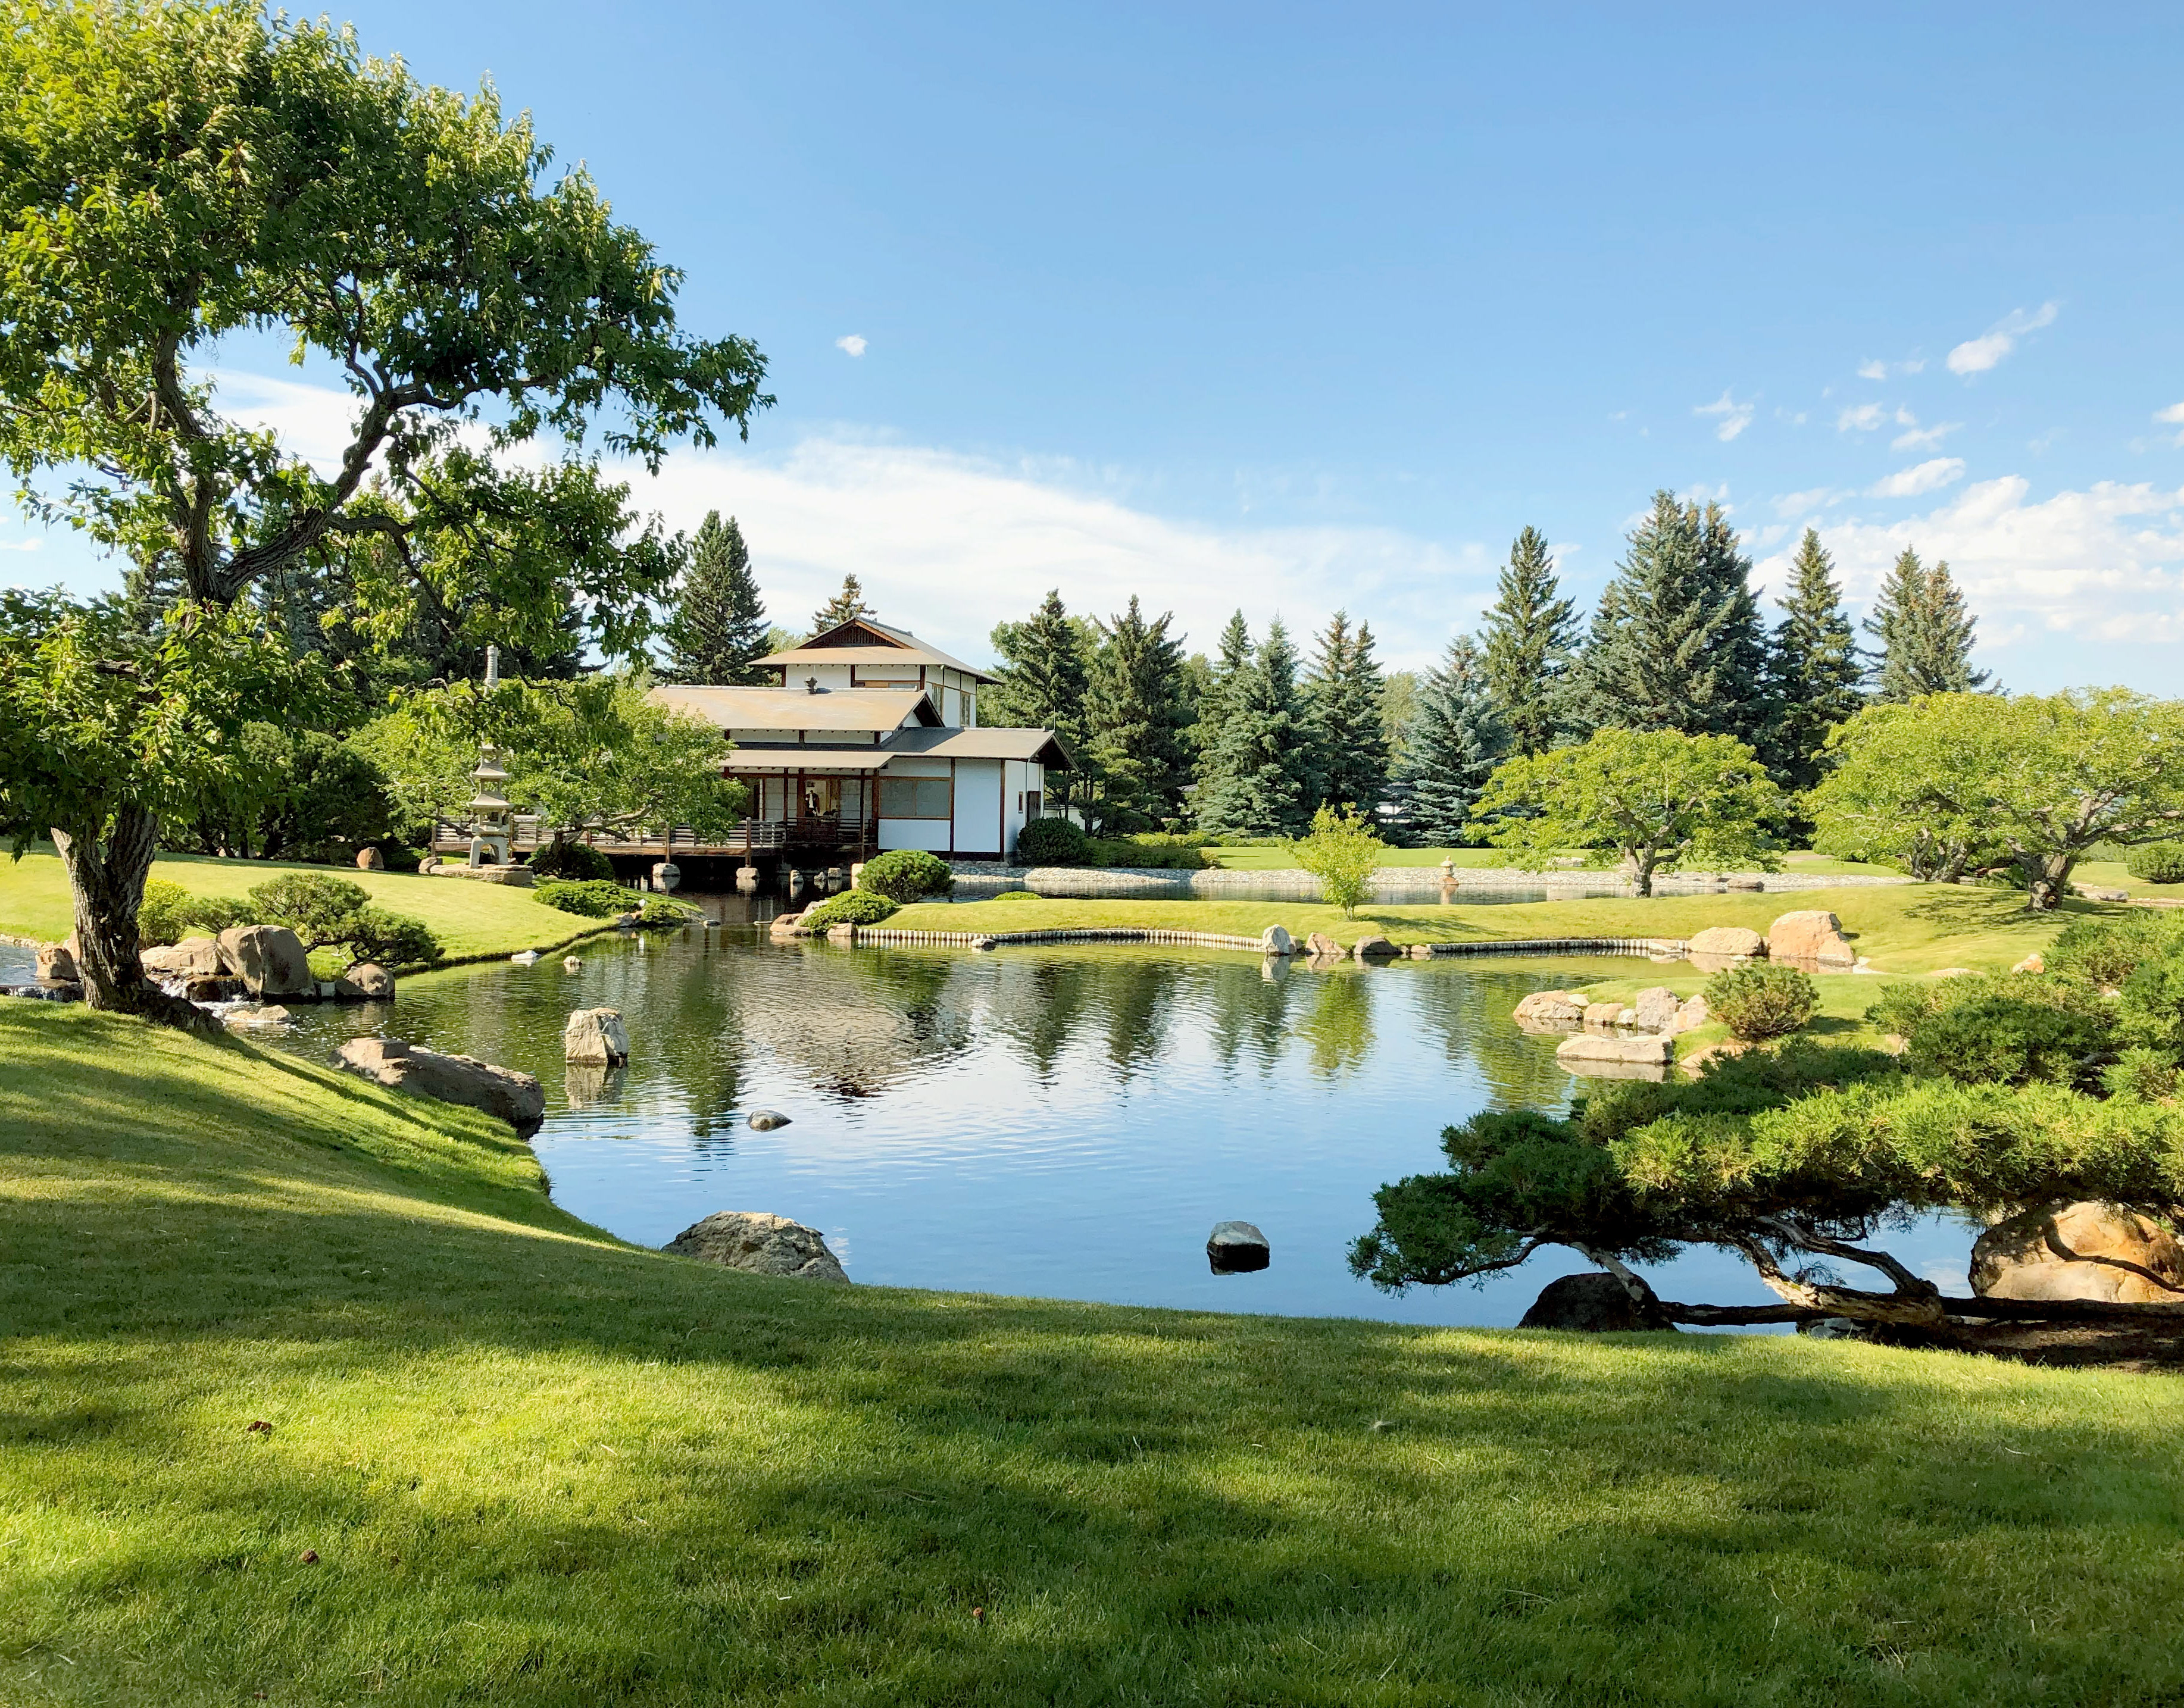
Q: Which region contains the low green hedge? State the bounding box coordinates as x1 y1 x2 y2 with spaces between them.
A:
536 880 644 918
801 890 899 931
857 849 954 901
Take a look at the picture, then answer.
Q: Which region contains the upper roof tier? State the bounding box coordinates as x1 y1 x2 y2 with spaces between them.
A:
650 684 942 733
762 617 998 685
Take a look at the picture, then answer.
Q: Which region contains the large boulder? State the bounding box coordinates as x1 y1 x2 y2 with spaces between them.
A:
1671 993 1711 1034
330 1037 545 1133
141 936 224 979
217 925 313 997
563 1006 631 1066
1582 1000 1629 1030
1519 1271 1677 1331
335 963 395 1000
1258 924 1294 957
665 1211 848 1282
1970 1202 2184 1304
355 846 385 871
1630 987 1682 1033
1207 1220 1271 1274
1555 1033 1671 1067
1767 909 1855 967
1512 990 1589 1030
1304 931 1343 960
35 942 77 982
1352 935 1400 961
1687 925 1764 961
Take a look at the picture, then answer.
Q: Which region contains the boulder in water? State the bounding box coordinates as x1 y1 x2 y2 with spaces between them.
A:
747 1108 792 1131
562 1006 630 1066
1207 1221 1271 1274
217 926 313 997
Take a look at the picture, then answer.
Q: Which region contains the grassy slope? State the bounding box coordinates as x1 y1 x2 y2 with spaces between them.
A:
1207 846 1902 877
6 1003 2184 1705
0 845 586 961
899 883 2084 975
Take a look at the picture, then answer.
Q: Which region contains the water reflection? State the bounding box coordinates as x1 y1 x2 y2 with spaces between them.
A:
248 913 1979 1327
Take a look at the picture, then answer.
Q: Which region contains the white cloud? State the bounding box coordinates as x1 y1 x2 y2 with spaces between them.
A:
1870 458 1967 498
632 435 1493 670
1754 474 2184 647
1946 302 2060 376
1836 402 1886 432
0 538 39 552
1771 487 1844 518
1856 360 1888 381
1694 390 1754 442
835 334 868 358
2157 402 2184 425
1856 356 1926 380
1891 412 1961 452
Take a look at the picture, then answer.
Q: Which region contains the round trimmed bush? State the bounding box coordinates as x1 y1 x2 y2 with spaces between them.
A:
801 890 899 931
1013 817 1092 866
2126 841 2184 884
993 889 1040 900
529 840 616 882
857 849 954 901
536 879 643 918
1704 963 1820 1041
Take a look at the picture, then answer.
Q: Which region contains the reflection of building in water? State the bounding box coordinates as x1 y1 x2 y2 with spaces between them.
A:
738 946 975 1098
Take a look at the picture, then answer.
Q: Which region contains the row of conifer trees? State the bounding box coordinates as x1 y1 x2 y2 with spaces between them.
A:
654 490 1991 843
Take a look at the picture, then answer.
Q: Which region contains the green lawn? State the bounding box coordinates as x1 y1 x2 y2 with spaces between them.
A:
1204 846 1902 877
2072 858 2184 902
900 883 2083 975
0 844 596 964
6 1000 2184 1704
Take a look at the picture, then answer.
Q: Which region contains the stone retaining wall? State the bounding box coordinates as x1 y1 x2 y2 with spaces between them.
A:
945 862 1913 898
854 926 1689 959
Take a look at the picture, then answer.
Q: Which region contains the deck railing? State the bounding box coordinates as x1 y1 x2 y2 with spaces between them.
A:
430 816 877 856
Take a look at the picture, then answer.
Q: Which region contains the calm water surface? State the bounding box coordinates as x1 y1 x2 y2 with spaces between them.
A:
230 904 1979 1326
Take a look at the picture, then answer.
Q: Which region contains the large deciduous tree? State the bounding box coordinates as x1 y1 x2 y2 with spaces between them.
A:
1479 526 1578 759
660 513 770 685
0 1 767 1018
1471 727 1787 896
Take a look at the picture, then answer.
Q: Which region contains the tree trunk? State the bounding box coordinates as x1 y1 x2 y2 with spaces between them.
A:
1630 849 1657 897
50 808 216 1034
2024 851 2074 912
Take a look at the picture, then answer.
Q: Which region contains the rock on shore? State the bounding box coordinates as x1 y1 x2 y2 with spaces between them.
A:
331 1037 545 1133
665 1211 848 1282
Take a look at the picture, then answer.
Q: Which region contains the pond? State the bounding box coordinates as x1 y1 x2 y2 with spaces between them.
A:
215 903 1979 1327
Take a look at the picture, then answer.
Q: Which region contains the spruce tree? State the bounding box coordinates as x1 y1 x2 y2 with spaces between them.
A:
810 573 872 634
1198 620 1317 838
988 590 1092 811
1764 528 1865 791
1397 636 1508 846
1304 611 1391 817
1568 490 1771 742
1479 525 1579 756
1865 548 1992 700
1084 596 1192 832
660 512 771 684
1186 610 1255 823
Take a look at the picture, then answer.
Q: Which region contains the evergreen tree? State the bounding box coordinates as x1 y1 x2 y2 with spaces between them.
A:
1304 610 1391 817
987 590 1093 812
1479 525 1579 756
1185 611 1255 823
1763 528 1865 792
1084 596 1192 832
1397 636 1508 846
1568 490 1772 742
810 573 872 634
1865 548 1992 700
1198 619 1317 838
660 512 771 684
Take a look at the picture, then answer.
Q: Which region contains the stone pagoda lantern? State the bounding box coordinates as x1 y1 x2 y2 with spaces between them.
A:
467 645 513 868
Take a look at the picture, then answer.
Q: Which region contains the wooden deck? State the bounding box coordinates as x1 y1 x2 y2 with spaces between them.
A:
430 817 880 861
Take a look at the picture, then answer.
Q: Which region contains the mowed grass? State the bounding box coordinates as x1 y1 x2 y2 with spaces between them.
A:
1205 846 1902 876
7 1004 2184 1704
901 883 2084 975
0 844 589 962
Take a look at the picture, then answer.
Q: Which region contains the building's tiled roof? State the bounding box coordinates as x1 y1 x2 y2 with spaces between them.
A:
882 725 1075 769
650 684 941 731
764 617 997 684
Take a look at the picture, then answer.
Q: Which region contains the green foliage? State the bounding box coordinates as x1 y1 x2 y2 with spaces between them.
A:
135 878 245 946
988 592 1093 814
1806 699 2003 882
243 872 439 967
1704 963 1820 1041
2126 841 2184 884
2046 908 2184 990
659 512 771 686
2104 1049 2182 1102
1867 975 2114 1089
535 880 642 919
1291 806 1384 918
800 889 899 930
526 840 617 883
993 889 1041 901
1013 817 1094 866
856 849 955 902
1865 549 1991 701
1396 636 1507 846
1473 727 1786 896
174 724 399 862
1479 525 1579 758
1763 529 1866 794
639 895 702 927
1089 834 1211 871
1084 596 1192 833
810 575 871 634
1195 617 1314 839
1304 611 1389 818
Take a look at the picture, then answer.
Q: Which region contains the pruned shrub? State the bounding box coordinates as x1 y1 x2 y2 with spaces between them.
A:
2046 909 2184 990
1704 963 1819 1041
857 849 954 901
1089 834 1213 871
137 878 247 946
993 889 1040 900
536 879 643 918
1013 817 1092 866
1867 974 2115 1089
801 890 898 931
2126 841 2184 884
640 895 702 926
529 840 616 882
244 872 440 968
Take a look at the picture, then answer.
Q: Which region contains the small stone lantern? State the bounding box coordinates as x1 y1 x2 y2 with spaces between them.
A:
468 645 513 867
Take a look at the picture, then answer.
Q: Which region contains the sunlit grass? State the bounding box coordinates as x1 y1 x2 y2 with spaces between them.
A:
1205 844 1901 876
7 1001 2184 1703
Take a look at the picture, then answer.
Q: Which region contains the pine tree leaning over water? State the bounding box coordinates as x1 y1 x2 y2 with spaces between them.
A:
660 512 771 684
1304 611 1391 818
1397 636 1508 846
1084 596 1192 831
1196 618 1316 839
1865 548 1992 700
1763 528 1865 791
988 589 1093 812
810 574 872 634
1567 490 1773 743
1479 525 1579 757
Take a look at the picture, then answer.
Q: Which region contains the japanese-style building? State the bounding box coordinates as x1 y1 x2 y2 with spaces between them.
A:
647 616 1071 862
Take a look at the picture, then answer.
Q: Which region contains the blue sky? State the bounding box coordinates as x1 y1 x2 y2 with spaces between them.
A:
13 2 2183 686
